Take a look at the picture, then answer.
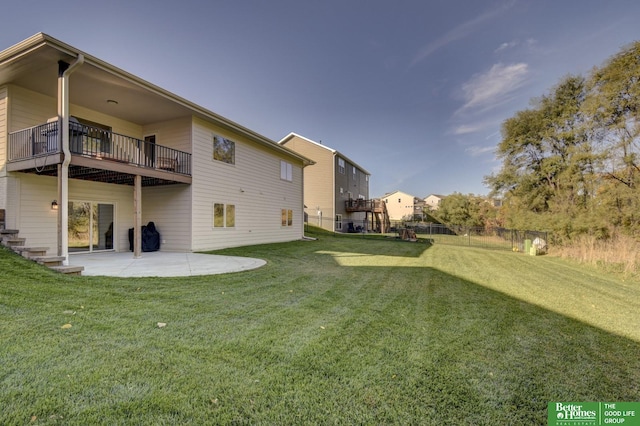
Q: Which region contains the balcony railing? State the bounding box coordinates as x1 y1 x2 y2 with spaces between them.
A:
345 199 386 212
8 121 191 175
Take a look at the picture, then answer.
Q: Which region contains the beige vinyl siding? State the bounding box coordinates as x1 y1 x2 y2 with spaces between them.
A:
7 85 56 132
3 86 56 224
12 175 134 255
281 136 335 231
0 86 7 209
191 118 303 251
7 85 144 138
13 174 57 255
141 184 192 251
383 191 417 221
143 117 191 152
0 86 7 171
70 104 142 137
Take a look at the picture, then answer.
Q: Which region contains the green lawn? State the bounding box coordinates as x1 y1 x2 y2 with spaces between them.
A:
1 228 639 424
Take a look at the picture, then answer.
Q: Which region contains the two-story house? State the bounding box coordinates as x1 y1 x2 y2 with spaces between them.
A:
382 190 421 222
424 194 444 211
279 133 373 233
0 33 313 263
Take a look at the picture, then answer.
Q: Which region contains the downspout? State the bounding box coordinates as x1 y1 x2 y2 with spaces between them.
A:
58 55 84 265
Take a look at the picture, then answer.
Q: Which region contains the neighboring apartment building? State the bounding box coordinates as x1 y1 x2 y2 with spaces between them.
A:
382 190 421 221
279 133 370 233
0 33 313 262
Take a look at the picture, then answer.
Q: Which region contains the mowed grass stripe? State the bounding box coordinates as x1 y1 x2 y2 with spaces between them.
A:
1 230 639 424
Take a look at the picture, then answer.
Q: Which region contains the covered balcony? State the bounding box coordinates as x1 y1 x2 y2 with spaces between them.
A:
7 119 191 186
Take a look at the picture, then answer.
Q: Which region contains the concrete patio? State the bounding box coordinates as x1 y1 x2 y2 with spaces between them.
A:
70 251 266 277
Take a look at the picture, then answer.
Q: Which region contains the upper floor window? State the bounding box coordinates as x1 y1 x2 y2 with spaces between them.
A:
280 160 293 181
353 166 356 176
213 135 235 164
338 158 345 174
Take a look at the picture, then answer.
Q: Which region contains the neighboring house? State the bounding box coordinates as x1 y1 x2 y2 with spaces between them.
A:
0 33 313 263
382 190 421 221
279 133 373 233
424 194 444 211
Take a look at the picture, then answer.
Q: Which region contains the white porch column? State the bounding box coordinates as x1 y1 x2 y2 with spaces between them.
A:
134 174 142 258
57 56 84 264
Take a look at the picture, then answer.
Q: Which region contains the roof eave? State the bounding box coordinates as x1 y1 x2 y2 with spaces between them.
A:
2 33 314 166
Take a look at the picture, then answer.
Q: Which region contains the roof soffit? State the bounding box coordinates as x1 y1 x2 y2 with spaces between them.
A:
0 33 313 165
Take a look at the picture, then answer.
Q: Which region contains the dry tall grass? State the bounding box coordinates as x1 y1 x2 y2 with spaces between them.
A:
551 233 640 276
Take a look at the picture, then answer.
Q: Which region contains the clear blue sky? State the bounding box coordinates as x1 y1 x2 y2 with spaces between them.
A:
3 0 640 198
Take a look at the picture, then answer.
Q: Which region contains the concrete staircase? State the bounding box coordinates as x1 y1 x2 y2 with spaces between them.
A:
0 229 84 275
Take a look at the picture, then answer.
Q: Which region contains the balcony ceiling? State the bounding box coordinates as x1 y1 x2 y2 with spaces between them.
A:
0 42 193 125
1 33 315 167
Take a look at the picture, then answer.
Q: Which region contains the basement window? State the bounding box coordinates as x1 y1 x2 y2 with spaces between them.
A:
214 203 235 228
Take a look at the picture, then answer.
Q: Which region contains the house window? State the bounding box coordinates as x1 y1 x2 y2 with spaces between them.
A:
281 209 293 226
398 198 401 203
214 203 235 228
338 158 345 174
353 166 356 176
213 135 235 164
280 160 293 181
336 214 342 230
366 175 369 182
340 187 344 194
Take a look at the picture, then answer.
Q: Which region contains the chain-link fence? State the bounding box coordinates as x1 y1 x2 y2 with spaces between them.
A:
407 223 548 253
305 215 377 234
305 216 548 253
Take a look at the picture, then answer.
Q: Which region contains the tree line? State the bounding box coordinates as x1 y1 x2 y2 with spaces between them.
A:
482 41 640 243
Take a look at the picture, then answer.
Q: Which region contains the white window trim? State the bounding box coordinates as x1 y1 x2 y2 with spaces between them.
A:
213 202 236 228
280 160 293 181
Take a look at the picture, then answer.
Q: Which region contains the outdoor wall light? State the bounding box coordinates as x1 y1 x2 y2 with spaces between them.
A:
51 200 58 210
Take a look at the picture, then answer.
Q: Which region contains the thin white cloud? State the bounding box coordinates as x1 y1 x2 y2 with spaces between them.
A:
494 40 518 53
454 124 485 135
457 62 529 113
465 145 495 157
494 38 537 53
411 1 516 66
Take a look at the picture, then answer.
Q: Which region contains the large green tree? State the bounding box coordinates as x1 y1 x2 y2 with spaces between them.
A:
584 42 640 236
486 41 640 240
435 193 499 229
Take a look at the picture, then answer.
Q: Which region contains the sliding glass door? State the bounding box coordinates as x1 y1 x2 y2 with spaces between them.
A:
68 201 114 253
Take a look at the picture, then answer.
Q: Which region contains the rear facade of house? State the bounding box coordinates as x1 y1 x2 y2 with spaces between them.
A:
0 33 310 260
383 190 420 222
279 133 370 233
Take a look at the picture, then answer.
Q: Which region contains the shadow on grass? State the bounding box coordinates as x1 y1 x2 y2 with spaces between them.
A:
1 238 639 424
287 260 640 424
